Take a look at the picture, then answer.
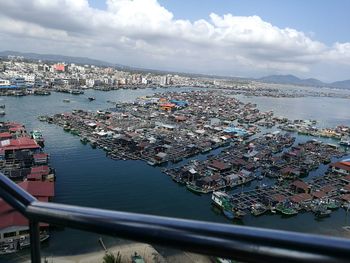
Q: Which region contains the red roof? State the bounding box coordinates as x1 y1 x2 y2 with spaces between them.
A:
290 193 312 203
0 132 12 139
27 173 43 181
0 137 40 151
0 181 53 229
0 204 48 229
340 194 350 202
209 160 230 171
272 194 287 202
160 103 176 107
291 180 309 191
331 162 350 172
320 185 336 193
311 191 326 199
33 153 48 159
342 175 350 182
31 165 50 175
18 181 54 197
0 210 28 229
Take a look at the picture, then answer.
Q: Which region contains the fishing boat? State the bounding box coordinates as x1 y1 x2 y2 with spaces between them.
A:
187 183 210 194
90 140 97 149
326 199 340 210
212 191 245 220
63 125 71 132
251 203 268 216
70 129 80 136
340 138 350 147
0 233 49 255
63 99 70 103
31 130 45 146
37 115 47 122
80 137 89 144
0 110 5 116
276 202 298 216
0 104 5 108
314 205 331 218
223 209 235 220
70 89 84 95
212 191 231 208
88 97 96 101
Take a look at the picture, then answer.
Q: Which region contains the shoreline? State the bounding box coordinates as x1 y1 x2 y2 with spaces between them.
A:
26 242 212 263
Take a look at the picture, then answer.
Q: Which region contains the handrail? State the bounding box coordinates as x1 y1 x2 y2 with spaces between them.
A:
1 173 350 263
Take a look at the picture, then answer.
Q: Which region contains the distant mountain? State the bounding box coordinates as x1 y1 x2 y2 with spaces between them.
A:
329 79 350 89
0 50 128 68
258 74 350 89
258 74 325 87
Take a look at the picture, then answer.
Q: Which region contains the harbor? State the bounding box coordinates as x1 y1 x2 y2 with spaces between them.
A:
39 89 350 223
0 88 350 261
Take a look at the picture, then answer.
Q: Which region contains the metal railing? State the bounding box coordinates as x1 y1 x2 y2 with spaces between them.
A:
1 173 350 263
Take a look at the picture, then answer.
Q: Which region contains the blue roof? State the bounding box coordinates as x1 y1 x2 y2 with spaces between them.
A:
0 85 19 89
170 100 188 106
224 127 248 135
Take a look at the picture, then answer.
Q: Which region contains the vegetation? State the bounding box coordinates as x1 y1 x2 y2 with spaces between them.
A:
102 251 122 263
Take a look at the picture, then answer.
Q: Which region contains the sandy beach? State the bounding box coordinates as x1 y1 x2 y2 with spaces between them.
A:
23 242 213 263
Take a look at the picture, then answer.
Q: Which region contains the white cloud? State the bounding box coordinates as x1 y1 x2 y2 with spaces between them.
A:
0 0 349 80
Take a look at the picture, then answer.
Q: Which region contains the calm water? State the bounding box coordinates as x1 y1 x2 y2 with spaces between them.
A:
237 95 350 128
1 88 350 260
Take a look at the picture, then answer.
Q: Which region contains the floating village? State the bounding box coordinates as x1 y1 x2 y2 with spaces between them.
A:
0 122 55 254
34 89 350 224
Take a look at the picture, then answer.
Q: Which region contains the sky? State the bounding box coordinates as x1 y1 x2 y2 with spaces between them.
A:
0 0 350 82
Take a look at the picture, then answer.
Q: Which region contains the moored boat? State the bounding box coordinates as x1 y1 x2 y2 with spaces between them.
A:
187 183 210 194
339 138 350 147
0 233 49 255
276 202 298 216
31 130 45 146
251 203 268 216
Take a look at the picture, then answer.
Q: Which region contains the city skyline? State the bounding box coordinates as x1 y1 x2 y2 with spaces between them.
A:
0 0 350 81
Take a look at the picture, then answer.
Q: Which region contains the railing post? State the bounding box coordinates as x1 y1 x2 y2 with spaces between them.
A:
29 220 41 263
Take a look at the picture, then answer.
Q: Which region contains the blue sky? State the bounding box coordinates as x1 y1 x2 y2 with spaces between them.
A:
90 0 350 45
1 0 350 81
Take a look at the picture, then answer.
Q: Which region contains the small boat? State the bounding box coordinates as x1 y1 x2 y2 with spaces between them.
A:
326 199 340 210
90 140 97 148
223 209 235 220
0 110 5 116
314 208 331 218
63 125 71 132
251 203 268 216
70 129 80 136
0 233 49 255
63 99 70 103
88 97 96 101
70 89 84 95
187 183 210 194
340 139 350 147
212 191 231 208
0 104 5 108
80 137 89 144
276 202 298 216
31 130 45 146
147 160 156 166
37 116 47 122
